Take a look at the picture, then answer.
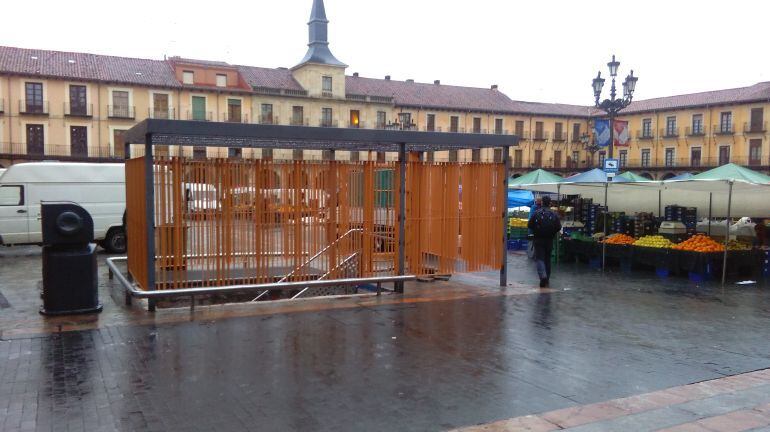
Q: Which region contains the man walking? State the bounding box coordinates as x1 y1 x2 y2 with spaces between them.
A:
527 196 561 288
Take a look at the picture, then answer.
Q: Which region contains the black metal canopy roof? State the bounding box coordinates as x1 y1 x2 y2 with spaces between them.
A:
124 119 519 152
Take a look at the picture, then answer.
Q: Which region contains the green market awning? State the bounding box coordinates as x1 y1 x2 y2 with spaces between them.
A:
691 163 770 184
509 169 562 187
616 171 650 182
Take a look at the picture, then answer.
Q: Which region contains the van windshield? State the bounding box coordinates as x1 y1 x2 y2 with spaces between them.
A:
0 185 23 206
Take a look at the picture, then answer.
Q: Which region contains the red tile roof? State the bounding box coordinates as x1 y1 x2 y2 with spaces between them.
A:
623 82 770 114
236 65 305 91
0 46 179 87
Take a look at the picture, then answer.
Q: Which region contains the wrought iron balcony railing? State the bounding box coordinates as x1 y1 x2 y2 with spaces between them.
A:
743 122 767 134
108 105 135 119
19 100 49 115
149 108 176 120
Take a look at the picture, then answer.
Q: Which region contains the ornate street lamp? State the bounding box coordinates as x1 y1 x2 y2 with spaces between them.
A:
592 55 638 159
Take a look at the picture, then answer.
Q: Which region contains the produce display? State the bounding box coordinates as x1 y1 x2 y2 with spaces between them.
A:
602 234 636 245
726 240 751 251
671 234 725 252
509 218 529 228
633 235 675 249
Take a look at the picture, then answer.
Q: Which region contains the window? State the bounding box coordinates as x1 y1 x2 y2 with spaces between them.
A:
111 90 131 118
619 150 627 168
534 150 543 167
70 126 87 157
665 148 675 166
514 150 523 168
425 152 434 163
227 99 242 123
153 93 170 119
691 147 702 167
292 106 304 126
26 124 44 155
515 120 525 138
719 146 730 165
427 114 436 132
398 113 412 129
472 117 482 134
572 123 581 142
69 85 87 116
191 96 207 121
25 82 44 113
554 122 563 141
321 107 333 127
494 118 503 135
691 114 703 135
598 151 606 167
322 76 332 93
349 110 360 128
553 150 562 168
216 74 227 87
260 103 273 124
376 111 386 129
749 139 762 165
642 119 652 138
535 121 544 139
666 116 677 136
450 116 459 133
750 108 764 132
0 185 23 206
193 147 207 160
183 71 194 84
472 149 481 162
228 147 242 159
571 151 580 167
641 149 651 167
448 150 458 163
720 112 732 133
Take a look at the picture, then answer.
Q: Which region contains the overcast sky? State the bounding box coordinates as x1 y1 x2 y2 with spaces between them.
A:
4 0 770 105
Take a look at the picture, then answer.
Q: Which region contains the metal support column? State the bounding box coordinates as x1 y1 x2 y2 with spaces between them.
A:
501 145 511 287
721 181 733 286
144 133 156 311
708 193 713 235
602 182 608 271
396 142 407 294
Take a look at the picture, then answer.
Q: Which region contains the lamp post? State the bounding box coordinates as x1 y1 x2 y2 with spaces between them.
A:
592 55 638 159
580 133 600 168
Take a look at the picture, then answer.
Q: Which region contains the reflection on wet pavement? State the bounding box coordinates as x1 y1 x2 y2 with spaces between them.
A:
1 246 770 431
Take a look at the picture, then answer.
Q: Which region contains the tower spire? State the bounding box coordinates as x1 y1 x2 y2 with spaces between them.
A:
294 0 347 68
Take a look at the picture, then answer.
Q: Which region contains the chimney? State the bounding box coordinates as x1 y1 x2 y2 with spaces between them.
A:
434 80 440 85
353 72 359 77
491 84 499 90
406 79 414 84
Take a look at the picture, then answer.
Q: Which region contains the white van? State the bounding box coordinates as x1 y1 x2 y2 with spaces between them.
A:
0 169 6 178
0 162 126 253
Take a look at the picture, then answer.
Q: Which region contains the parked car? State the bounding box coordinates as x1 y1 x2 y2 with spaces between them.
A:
0 162 126 253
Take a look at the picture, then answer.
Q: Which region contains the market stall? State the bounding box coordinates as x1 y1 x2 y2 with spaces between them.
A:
510 164 770 284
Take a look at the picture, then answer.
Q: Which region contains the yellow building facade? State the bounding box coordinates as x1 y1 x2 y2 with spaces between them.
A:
0 0 767 181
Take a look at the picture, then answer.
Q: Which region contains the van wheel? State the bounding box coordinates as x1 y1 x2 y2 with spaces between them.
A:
104 228 127 254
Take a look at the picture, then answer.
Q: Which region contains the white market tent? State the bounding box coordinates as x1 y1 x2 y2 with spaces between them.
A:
510 164 770 284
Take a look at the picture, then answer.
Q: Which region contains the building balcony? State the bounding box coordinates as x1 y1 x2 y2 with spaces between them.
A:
423 126 443 132
660 127 679 139
532 131 548 141
319 119 338 128
223 112 249 123
713 124 734 135
19 100 49 116
108 105 135 119
321 91 334 98
493 129 508 135
64 103 93 117
516 131 530 140
570 134 583 144
149 108 176 120
290 117 309 126
743 122 767 134
636 130 655 140
258 115 278 125
552 131 567 142
347 121 366 129
0 142 125 162
185 111 213 121
685 126 705 137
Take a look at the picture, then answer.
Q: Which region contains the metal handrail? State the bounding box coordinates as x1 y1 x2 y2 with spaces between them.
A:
252 228 363 301
291 252 360 300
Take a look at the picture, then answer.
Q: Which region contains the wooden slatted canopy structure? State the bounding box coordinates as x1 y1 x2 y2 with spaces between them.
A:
122 119 518 310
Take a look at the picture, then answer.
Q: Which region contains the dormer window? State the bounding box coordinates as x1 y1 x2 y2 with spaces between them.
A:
216 74 227 88
322 76 332 92
183 71 194 85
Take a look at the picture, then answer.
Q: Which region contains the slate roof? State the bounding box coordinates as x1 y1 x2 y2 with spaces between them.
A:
237 65 305 91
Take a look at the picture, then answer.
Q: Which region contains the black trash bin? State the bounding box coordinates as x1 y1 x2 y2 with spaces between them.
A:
40 202 102 315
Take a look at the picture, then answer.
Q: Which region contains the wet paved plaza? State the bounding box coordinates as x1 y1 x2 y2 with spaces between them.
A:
1 247 770 431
